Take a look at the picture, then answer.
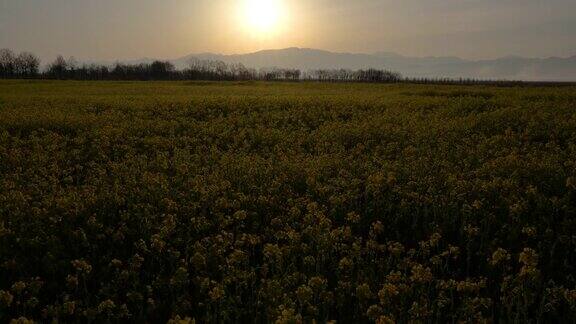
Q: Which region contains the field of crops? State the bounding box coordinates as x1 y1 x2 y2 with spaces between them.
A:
1 80 576 323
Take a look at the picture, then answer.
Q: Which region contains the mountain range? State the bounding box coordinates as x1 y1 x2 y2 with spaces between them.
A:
108 47 576 81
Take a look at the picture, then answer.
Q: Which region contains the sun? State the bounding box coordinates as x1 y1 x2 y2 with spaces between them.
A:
243 0 283 34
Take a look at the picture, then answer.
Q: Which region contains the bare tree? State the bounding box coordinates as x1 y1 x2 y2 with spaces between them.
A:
0 49 16 78
67 56 78 77
17 52 41 77
150 61 175 80
48 55 68 79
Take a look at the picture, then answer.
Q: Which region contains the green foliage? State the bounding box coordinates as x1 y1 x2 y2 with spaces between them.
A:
1 80 576 322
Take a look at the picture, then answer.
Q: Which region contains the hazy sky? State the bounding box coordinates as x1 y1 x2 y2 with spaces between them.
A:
1 0 575 62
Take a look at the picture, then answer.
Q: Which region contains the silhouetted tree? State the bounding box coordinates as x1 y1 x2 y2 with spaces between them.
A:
48 55 68 79
17 52 40 77
0 49 16 78
150 61 175 80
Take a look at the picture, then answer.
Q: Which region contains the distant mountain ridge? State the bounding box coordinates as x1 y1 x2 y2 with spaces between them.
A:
95 47 576 81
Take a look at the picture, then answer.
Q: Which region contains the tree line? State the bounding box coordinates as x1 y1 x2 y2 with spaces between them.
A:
0 48 405 83
0 49 41 78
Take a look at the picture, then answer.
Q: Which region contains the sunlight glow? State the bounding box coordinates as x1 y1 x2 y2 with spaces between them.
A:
242 0 283 35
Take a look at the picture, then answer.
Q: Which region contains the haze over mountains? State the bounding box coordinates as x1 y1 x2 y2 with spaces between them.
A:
104 48 576 81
